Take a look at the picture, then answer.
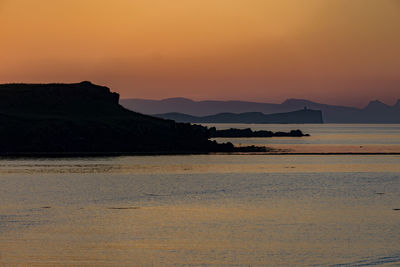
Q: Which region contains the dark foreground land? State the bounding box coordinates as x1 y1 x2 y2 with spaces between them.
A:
0 82 234 154
0 82 271 155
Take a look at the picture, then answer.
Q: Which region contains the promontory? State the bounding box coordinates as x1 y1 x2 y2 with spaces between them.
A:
0 82 239 155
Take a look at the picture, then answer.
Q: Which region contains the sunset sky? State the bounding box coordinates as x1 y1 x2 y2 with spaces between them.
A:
1 0 399 107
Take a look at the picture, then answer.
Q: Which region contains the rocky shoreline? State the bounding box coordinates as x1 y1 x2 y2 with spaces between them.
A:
209 128 309 138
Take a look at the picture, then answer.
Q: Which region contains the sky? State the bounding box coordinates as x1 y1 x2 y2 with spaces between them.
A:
0 0 399 107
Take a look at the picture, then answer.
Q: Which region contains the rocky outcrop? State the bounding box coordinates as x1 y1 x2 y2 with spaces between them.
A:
209 128 309 138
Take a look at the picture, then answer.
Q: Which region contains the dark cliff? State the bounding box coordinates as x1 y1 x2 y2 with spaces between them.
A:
0 82 235 154
0 81 119 115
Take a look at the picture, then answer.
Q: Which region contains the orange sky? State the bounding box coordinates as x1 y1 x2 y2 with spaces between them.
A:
1 0 399 107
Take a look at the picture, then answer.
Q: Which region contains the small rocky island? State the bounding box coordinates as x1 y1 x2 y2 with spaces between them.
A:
0 82 268 155
209 128 309 138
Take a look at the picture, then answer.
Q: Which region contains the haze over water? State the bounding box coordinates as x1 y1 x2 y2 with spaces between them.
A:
1 124 399 266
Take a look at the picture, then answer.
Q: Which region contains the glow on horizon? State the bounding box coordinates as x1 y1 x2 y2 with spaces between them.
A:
0 0 399 107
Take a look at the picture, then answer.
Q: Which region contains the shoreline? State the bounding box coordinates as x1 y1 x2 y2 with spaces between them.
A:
0 151 399 158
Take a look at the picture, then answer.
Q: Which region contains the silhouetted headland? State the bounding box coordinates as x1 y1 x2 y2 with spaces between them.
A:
209 128 309 138
0 81 267 155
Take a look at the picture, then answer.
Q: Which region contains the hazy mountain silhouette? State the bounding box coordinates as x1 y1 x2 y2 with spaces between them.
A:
0 82 240 154
155 109 323 124
121 98 400 123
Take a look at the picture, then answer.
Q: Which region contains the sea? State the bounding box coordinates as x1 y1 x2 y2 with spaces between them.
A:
0 124 399 266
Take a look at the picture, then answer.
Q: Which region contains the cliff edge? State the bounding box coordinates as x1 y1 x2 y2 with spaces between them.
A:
0 82 235 154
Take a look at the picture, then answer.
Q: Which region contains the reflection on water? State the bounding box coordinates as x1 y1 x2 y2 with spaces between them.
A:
0 154 399 266
1 155 400 174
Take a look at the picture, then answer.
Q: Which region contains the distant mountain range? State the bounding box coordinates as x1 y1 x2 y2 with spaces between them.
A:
120 98 400 123
154 109 323 124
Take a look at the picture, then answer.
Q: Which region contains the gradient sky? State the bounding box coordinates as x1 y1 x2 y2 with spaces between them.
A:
1 0 399 107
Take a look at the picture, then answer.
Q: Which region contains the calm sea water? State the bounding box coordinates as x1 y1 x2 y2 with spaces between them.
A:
0 124 399 266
